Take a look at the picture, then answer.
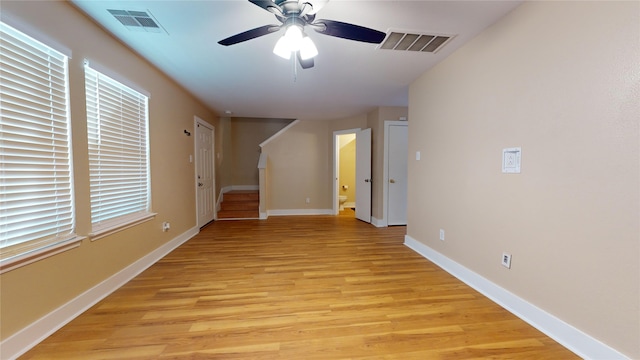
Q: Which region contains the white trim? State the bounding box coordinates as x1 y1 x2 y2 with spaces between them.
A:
0 226 199 360
0 237 85 275
371 216 387 228
259 212 268 220
258 153 267 169
333 128 362 216
268 209 333 216
83 59 150 98
0 12 72 58
403 235 629 360
259 119 299 148
216 187 225 213
90 213 157 241
383 120 408 228
231 185 259 191
194 117 217 225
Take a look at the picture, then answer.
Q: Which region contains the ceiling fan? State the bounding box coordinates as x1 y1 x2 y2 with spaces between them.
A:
218 0 386 69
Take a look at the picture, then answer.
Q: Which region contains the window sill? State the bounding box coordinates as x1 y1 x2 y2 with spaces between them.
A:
90 212 157 241
0 236 85 274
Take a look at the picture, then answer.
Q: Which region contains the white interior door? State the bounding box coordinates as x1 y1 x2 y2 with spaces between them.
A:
387 125 408 225
195 119 215 227
355 128 372 223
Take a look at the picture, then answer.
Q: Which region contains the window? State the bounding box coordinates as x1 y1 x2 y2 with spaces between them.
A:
0 21 78 272
84 63 152 238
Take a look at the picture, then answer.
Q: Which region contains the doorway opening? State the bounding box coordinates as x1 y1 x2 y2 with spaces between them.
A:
333 129 359 217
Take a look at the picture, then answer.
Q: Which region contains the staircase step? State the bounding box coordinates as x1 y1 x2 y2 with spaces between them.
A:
218 190 259 220
224 191 259 202
221 200 259 211
217 209 260 219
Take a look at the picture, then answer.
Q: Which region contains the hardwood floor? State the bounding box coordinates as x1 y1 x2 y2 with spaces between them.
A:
20 213 577 359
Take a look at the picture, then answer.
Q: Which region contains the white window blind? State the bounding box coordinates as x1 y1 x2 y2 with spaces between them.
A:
0 21 76 261
84 64 151 235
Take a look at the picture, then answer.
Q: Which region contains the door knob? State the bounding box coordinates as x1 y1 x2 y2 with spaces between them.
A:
364 179 369 183
390 179 396 183
198 182 203 187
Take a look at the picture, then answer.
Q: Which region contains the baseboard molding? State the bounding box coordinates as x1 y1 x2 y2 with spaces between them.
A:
371 216 387 228
230 185 259 191
259 212 268 220
404 235 628 360
1 226 199 360
268 209 333 216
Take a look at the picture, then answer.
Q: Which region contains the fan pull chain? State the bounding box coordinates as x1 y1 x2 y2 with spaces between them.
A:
292 52 298 83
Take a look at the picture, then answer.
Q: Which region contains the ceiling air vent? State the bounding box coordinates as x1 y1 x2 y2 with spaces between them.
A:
108 9 166 34
380 31 453 53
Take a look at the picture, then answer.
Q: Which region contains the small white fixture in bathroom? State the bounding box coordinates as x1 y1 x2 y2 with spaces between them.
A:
338 195 348 211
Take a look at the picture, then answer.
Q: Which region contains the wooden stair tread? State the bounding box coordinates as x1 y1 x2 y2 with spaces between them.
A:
218 190 259 219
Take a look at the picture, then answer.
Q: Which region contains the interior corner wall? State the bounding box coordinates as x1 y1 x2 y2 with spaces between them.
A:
0 1 218 342
261 120 331 210
216 116 233 193
407 1 639 358
230 117 292 186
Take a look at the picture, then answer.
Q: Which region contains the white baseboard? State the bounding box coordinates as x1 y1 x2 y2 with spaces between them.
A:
344 201 355 208
230 185 259 191
404 235 628 360
268 209 333 216
259 212 268 220
1 226 199 360
371 216 387 228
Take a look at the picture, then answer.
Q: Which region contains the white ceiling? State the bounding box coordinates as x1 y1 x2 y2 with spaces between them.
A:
70 0 521 121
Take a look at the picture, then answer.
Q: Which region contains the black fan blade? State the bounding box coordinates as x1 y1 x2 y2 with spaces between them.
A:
218 25 280 46
312 19 386 44
248 0 283 15
297 52 314 69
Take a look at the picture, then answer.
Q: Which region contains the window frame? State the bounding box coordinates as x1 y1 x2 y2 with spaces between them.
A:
83 62 154 240
0 21 82 273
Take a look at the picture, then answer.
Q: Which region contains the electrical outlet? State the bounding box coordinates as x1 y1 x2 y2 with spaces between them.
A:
439 229 445 241
162 222 170 232
305 197 310 204
501 252 512 269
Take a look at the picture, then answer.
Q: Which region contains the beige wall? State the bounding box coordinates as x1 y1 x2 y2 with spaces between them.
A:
263 120 331 210
230 117 292 186
216 116 233 192
0 1 219 340
407 1 639 358
262 108 407 216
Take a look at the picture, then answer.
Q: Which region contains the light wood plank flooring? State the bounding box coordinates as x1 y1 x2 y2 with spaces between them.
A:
20 213 577 359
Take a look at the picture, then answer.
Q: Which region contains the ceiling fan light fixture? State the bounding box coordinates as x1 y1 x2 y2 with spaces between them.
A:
299 36 318 60
273 35 293 59
274 24 318 60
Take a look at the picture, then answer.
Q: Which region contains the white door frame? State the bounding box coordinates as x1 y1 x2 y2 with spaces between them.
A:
383 121 408 227
194 116 216 227
332 128 361 215
355 128 372 223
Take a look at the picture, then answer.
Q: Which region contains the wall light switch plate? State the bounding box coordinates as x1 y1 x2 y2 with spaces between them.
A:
502 147 521 173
